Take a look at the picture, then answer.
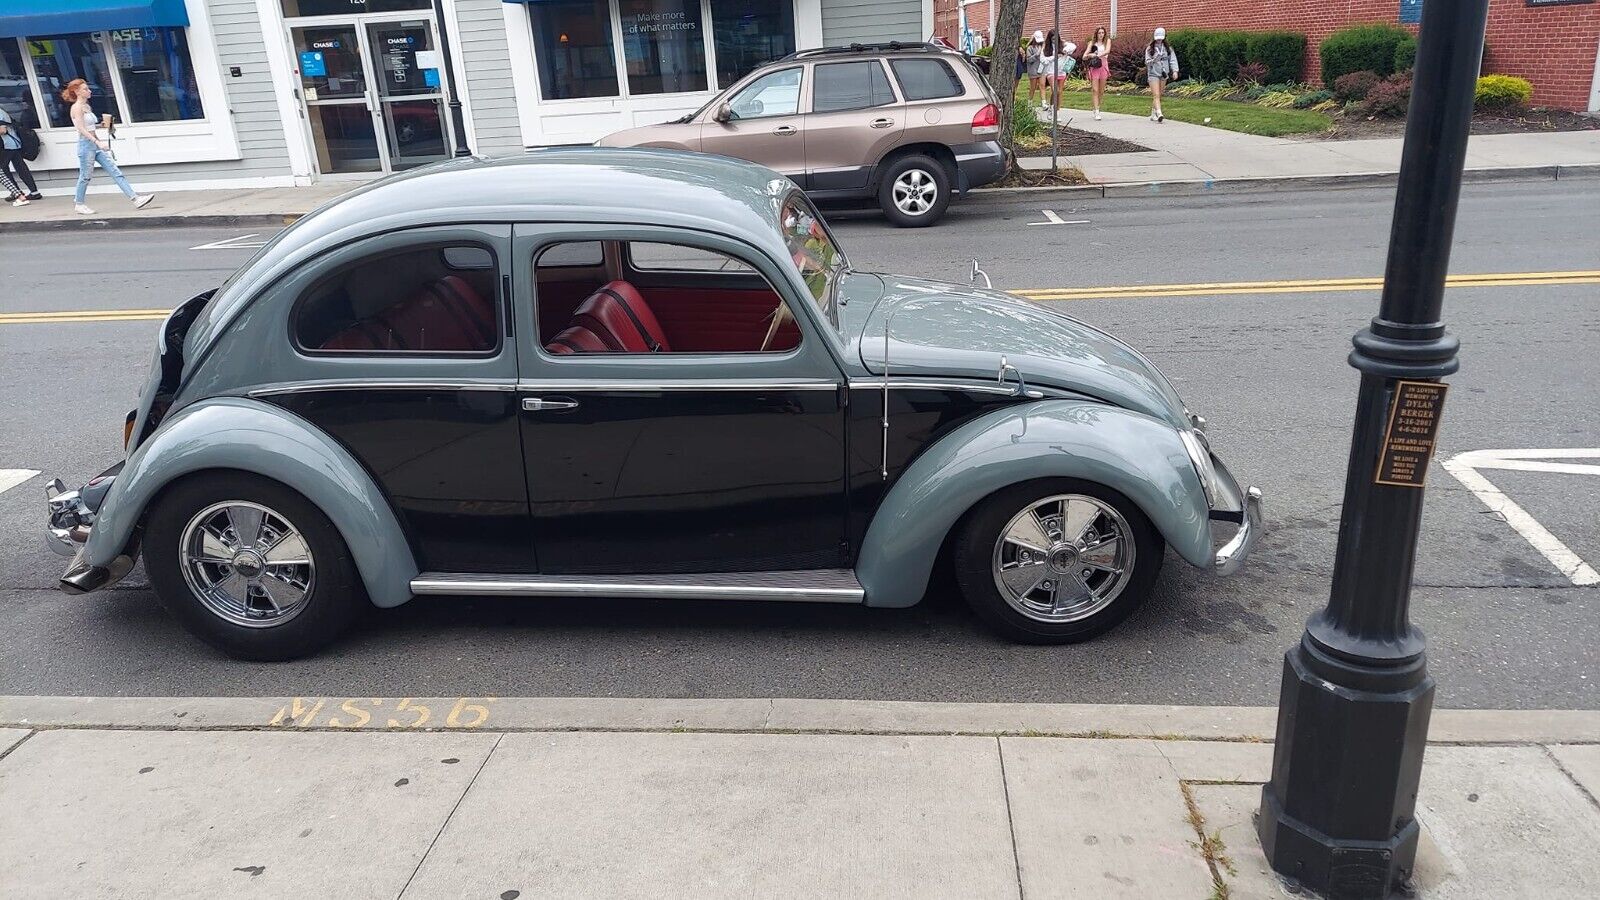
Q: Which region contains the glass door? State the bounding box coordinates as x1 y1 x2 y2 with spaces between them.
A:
292 24 382 175
364 18 450 170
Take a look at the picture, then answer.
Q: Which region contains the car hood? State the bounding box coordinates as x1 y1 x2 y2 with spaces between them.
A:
853 273 1190 428
594 120 698 149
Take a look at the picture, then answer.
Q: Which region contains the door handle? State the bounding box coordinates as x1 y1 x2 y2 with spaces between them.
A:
773 125 797 136
870 118 894 128
522 397 580 412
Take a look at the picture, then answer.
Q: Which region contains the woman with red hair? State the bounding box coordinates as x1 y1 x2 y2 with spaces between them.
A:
64 78 153 215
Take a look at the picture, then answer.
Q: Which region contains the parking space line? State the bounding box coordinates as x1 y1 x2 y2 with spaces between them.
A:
1441 449 1600 587
0 469 41 496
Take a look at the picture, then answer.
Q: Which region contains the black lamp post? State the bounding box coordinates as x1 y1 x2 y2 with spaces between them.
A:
432 0 473 157
1256 1 1489 898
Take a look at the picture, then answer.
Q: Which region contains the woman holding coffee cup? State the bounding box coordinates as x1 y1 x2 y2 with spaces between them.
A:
64 79 153 215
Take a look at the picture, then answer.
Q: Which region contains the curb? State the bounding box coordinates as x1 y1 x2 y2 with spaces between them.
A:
2 696 1597 744
0 212 304 234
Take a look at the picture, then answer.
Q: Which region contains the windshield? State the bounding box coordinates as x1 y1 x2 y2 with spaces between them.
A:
779 193 847 329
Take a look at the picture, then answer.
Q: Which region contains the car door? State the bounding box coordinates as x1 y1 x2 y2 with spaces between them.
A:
699 66 807 185
511 223 850 575
803 59 905 195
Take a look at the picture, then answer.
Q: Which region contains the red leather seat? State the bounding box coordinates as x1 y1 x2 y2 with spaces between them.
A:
544 325 613 355
321 274 496 352
570 281 670 353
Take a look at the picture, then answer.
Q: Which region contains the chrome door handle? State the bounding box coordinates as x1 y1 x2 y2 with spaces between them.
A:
773 125 797 136
522 397 579 412
870 118 894 128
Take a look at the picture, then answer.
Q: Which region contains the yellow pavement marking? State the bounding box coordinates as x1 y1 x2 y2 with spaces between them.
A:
3 270 1597 325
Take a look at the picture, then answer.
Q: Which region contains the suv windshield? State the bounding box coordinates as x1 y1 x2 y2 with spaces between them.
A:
779 193 846 329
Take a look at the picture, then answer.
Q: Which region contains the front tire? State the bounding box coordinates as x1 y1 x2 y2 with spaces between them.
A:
954 479 1164 644
878 154 952 227
145 472 366 660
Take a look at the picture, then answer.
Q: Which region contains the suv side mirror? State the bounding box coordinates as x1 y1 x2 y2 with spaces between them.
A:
713 102 734 124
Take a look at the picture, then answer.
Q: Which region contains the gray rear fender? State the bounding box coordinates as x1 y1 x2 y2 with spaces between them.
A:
856 400 1212 608
83 397 418 607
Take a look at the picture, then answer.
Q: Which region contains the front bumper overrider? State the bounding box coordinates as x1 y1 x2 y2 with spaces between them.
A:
46 463 135 595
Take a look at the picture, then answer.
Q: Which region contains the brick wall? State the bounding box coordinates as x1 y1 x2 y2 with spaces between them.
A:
933 0 1600 111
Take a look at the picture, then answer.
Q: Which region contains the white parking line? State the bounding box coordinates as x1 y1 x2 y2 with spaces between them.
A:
1028 210 1090 226
0 469 41 496
1441 449 1600 587
189 233 267 251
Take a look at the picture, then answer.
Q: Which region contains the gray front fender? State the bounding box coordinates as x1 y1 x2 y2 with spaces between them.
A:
83 397 417 607
857 400 1210 608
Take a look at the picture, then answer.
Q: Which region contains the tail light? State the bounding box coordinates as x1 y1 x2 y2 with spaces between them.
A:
971 103 1000 137
123 410 137 449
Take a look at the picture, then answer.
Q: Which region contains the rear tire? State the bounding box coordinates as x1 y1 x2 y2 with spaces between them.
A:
954 479 1163 644
145 472 366 661
878 153 952 227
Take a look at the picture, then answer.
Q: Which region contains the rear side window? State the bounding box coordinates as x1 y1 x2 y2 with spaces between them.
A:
812 61 896 113
294 244 501 355
890 59 964 101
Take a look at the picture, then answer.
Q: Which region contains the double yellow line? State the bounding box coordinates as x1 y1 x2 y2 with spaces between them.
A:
2 270 1596 326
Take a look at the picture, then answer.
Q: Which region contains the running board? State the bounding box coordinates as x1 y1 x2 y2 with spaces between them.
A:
410 569 865 604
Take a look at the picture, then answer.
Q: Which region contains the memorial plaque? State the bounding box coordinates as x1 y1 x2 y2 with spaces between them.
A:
1374 380 1448 486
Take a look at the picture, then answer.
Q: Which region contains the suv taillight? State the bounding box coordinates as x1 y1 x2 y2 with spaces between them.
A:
971 103 1000 137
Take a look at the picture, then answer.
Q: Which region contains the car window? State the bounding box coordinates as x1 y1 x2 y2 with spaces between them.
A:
811 60 896 113
890 59 964 101
536 241 604 267
629 242 756 273
295 243 501 355
779 194 844 329
729 67 801 119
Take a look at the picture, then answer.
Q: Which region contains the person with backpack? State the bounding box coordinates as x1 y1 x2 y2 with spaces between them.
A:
63 79 153 215
1025 32 1047 110
0 106 40 203
1145 28 1180 123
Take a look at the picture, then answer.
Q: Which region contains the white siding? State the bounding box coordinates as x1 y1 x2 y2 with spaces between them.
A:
820 0 926 45
454 0 524 156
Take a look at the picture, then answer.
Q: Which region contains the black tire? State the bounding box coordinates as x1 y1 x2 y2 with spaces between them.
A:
144 472 367 661
877 153 952 227
953 479 1164 644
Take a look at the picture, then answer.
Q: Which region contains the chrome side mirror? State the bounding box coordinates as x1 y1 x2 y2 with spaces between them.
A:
970 258 992 289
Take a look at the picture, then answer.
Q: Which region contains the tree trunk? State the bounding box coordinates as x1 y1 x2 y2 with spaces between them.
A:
985 0 1029 164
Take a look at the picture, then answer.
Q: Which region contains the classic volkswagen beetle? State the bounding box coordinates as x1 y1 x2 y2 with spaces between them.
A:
45 149 1260 660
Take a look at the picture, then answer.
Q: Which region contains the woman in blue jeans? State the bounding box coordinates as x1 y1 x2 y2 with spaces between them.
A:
63 78 152 215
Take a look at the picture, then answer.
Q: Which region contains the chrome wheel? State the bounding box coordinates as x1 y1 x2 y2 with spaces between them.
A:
892 168 939 216
991 494 1136 624
179 501 315 628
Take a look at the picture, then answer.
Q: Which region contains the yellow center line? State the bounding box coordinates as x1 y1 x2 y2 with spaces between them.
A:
2 270 1595 325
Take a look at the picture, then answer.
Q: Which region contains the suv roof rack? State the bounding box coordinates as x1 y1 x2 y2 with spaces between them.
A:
780 42 955 62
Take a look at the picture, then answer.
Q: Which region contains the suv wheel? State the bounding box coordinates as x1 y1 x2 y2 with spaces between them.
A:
878 154 951 227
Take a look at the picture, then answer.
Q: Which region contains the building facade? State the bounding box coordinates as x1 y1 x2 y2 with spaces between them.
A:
0 0 933 194
933 0 1600 112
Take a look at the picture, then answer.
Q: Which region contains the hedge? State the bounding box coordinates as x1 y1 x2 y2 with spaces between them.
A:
1165 29 1305 84
1321 23 1413 85
1475 74 1533 111
1393 35 1418 73
1245 32 1307 85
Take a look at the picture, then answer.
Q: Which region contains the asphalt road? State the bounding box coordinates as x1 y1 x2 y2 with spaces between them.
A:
2 181 1596 707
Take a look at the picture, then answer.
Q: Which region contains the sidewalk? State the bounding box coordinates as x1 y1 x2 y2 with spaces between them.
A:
3 696 1598 899
1019 109 1600 189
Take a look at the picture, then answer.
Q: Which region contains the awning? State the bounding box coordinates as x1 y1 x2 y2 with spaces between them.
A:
0 0 191 39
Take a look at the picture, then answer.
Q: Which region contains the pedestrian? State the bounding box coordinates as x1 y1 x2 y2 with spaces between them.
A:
1025 31 1046 109
0 106 40 203
1042 31 1075 117
1145 28 1179 123
63 79 153 215
1082 26 1111 120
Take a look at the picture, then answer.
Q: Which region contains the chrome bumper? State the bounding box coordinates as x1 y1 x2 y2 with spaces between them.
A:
45 467 134 595
45 478 93 557
1214 486 1263 575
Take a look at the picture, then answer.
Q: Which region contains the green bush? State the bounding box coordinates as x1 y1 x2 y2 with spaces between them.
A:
1165 30 1207 78
1245 31 1307 85
1393 35 1417 73
1204 31 1249 82
1012 101 1045 140
1475 74 1533 111
1333 70 1381 101
1320 23 1412 85
1293 89 1335 109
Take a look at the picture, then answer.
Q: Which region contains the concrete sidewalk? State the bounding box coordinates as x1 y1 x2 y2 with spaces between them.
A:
1020 109 1600 188
2 696 1598 899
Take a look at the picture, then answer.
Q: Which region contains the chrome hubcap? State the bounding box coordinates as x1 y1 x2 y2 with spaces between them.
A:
892 169 938 215
991 494 1135 623
180 501 315 628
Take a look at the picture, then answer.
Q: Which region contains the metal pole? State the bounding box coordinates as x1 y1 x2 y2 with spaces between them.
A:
1050 0 1059 173
431 0 473 157
1256 2 1489 898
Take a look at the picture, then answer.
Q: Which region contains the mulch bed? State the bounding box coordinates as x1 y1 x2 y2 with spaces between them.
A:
1304 107 1599 141
991 167 1091 188
1016 126 1152 157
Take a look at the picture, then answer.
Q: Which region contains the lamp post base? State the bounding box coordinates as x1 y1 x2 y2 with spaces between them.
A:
1256 636 1435 900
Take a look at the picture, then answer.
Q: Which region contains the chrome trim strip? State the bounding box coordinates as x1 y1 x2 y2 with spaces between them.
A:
410 571 865 604
1214 487 1263 576
248 379 517 397
848 379 1028 396
516 379 840 392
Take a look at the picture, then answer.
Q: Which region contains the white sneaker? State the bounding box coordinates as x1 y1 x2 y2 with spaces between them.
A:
1150 111 1158 122
132 194 154 209
1094 111 1102 120
74 203 95 215
10 196 27 207
1157 112 1164 123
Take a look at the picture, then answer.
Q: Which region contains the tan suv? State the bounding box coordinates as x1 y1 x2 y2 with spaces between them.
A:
597 42 1008 227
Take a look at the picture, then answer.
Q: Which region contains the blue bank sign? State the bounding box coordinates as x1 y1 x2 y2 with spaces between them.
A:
1399 0 1423 24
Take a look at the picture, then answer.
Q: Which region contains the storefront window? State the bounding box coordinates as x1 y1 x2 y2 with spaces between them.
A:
710 0 793 88
1 40 40 129
30 34 120 128
280 0 429 15
532 0 620 100
109 28 204 122
619 0 707 95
